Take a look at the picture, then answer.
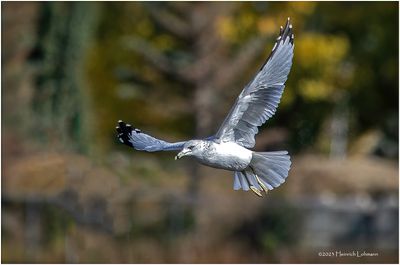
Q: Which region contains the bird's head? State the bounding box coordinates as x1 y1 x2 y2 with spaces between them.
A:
175 140 203 160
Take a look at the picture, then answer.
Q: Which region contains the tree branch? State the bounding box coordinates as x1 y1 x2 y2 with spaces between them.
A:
145 4 191 39
122 36 191 82
213 36 267 89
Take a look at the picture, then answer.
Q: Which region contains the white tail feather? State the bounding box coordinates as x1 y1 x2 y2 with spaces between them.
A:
233 151 291 193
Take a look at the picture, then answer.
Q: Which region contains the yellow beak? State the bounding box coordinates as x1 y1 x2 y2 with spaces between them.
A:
175 149 190 160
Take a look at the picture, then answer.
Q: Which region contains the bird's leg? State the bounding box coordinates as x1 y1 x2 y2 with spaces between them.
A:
247 166 268 196
243 171 263 197
255 174 269 194
250 186 263 197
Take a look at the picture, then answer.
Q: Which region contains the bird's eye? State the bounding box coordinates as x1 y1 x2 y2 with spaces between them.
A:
188 145 194 150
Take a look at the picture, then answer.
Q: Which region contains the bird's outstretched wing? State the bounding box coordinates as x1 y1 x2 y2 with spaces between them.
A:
116 120 186 152
215 18 294 148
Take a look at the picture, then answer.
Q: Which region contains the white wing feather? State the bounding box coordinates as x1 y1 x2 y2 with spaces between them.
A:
216 18 294 148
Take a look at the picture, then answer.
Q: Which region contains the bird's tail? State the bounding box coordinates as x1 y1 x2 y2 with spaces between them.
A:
233 151 291 196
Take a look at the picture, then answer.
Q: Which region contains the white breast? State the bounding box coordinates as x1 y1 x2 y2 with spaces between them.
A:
199 141 253 171
215 142 253 161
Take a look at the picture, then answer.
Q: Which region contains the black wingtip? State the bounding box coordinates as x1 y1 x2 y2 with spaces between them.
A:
260 18 294 71
280 17 294 45
116 120 134 147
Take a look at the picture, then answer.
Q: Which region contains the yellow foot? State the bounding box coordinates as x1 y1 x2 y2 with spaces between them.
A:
250 186 263 197
255 175 269 194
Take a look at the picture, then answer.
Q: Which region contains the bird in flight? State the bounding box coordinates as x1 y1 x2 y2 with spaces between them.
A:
116 18 294 197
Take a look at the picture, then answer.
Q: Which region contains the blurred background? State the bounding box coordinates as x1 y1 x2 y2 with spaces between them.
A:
2 1 398 263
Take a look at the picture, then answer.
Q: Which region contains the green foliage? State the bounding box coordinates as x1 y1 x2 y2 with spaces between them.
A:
2 2 398 263
231 199 302 258
83 2 398 157
41 204 74 245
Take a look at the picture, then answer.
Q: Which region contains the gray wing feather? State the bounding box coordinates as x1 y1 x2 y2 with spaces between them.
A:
233 172 242 190
116 120 186 152
237 172 250 191
216 18 294 148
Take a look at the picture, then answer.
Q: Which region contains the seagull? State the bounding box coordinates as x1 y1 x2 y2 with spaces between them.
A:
116 18 294 197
